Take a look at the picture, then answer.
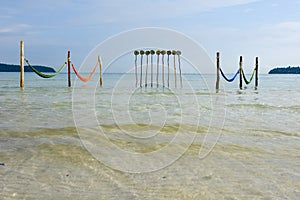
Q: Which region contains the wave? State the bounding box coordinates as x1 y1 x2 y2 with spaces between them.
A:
227 103 300 111
250 129 300 138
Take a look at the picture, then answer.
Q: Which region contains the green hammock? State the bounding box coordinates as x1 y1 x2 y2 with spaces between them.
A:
242 68 256 85
25 58 67 78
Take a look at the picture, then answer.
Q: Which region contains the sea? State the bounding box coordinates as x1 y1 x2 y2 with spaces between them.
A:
0 72 299 199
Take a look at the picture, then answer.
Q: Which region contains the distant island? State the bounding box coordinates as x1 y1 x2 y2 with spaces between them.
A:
269 66 300 74
0 63 55 72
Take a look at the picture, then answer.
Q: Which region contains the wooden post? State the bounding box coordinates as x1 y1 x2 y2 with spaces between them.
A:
255 57 258 89
239 56 243 90
216 52 220 92
145 54 148 87
156 50 160 88
150 50 155 88
20 41 24 88
172 50 177 88
145 51 150 87
134 51 139 87
98 55 103 87
177 51 182 88
67 51 71 87
140 50 144 87
161 50 166 87
167 50 171 88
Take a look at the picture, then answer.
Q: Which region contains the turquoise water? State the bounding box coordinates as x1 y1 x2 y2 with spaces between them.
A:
0 72 299 199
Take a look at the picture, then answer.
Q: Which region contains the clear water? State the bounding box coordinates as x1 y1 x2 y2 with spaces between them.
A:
0 72 299 199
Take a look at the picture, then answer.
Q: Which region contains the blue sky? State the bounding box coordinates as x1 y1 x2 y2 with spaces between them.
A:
1 0 300 73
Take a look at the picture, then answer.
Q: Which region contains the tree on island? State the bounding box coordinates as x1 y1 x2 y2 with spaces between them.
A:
269 66 300 74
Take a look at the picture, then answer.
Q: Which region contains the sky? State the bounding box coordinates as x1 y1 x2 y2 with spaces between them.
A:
1 0 300 73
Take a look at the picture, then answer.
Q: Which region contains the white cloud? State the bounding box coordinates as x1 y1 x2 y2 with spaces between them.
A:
0 0 260 31
0 24 31 35
63 0 260 25
0 7 16 20
256 21 300 45
274 21 300 32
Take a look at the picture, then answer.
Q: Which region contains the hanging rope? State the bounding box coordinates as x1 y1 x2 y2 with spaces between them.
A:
220 68 239 82
242 68 256 85
71 61 99 82
24 58 67 78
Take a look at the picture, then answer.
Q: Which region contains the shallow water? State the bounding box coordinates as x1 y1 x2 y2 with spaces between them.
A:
0 72 299 199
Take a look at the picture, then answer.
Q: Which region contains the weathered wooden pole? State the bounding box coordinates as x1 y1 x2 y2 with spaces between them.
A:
67 51 71 87
145 50 150 87
161 50 166 87
150 50 155 87
177 50 182 88
167 50 171 88
20 41 24 88
134 50 139 87
255 57 258 89
98 55 103 87
140 50 144 87
172 50 177 88
216 52 220 92
239 56 243 90
156 50 161 88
